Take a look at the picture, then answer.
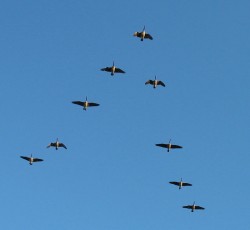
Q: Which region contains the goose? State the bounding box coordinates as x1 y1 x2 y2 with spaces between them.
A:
72 96 99 111
183 202 205 212
169 178 192 189
145 76 165 88
47 138 67 150
133 26 153 41
155 139 182 152
20 154 43 165
101 61 125 76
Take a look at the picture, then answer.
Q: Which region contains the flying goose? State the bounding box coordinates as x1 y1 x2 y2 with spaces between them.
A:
155 139 182 152
20 154 43 165
169 178 192 189
101 61 125 76
47 138 67 150
183 202 205 212
72 96 99 111
133 26 153 41
145 76 165 88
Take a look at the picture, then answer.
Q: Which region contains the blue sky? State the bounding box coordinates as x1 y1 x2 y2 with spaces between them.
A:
1 0 250 229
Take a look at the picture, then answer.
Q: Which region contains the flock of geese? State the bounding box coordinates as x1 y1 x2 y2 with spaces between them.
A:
156 139 205 212
20 26 205 213
20 138 67 164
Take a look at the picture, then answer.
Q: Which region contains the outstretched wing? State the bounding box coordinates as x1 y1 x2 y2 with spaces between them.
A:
182 182 192 187
72 101 84 107
47 142 56 148
171 144 182 149
101 67 112 72
134 32 142 38
145 33 153 40
145 80 154 85
59 143 67 149
88 102 100 107
195 206 205 210
169 181 179 186
115 68 125 73
20 156 30 161
33 158 44 162
183 205 192 209
155 143 169 148
157 81 165 87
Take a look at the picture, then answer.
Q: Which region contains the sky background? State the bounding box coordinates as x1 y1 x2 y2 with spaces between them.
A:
1 0 250 229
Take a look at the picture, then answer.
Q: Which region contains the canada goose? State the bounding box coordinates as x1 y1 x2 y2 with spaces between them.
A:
145 76 165 88
47 138 67 150
101 61 125 76
72 96 99 111
169 178 192 189
155 139 182 152
133 26 153 41
20 154 43 165
183 202 205 212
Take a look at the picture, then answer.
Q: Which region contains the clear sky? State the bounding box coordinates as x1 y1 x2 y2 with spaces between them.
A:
1 0 250 229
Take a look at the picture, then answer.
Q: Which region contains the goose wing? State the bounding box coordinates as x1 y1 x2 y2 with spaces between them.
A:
115 68 125 73
171 144 182 149
88 102 100 107
183 205 192 209
101 67 112 72
169 181 180 186
47 142 56 148
59 143 67 149
20 156 30 161
157 81 165 87
155 143 169 148
33 158 44 162
145 80 154 85
182 182 192 186
72 101 84 106
134 32 142 37
195 206 205 210
145 33 153 40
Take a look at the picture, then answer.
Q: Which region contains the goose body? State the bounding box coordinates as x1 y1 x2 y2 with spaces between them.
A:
156 139 182 152
101 61 125 76
169 178 192 189
183 202 205 212
145 76 165 88
47 138 67 150
72 96 99 111
20 154 43 165
134 26 153 41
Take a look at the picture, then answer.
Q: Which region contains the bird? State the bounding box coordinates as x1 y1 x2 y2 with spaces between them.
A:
20 154 43 165
169 178 192 189
183 202 205 212
145 76 165 88
100 61 125 76
155 139 182 152
72 96 99 111
133 26 153 41
47 138 67 150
